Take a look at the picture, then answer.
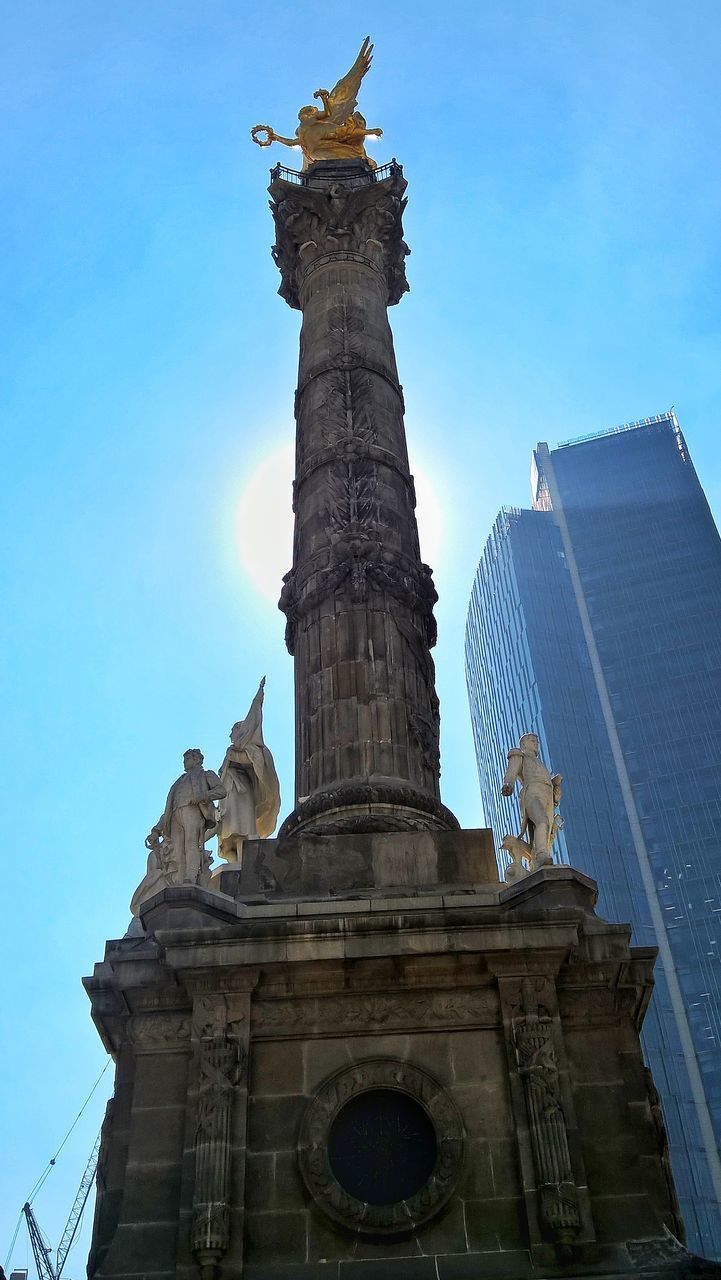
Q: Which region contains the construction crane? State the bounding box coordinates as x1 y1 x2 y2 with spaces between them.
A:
22 1132 101 1280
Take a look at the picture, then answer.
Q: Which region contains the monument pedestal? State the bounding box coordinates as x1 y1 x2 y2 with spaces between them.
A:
83 834 712 1280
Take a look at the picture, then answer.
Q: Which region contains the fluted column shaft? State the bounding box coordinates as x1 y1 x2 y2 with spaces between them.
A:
272 160 456 836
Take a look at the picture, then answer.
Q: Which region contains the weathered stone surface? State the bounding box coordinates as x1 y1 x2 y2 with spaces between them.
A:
216 826 497 898
244 1210 308 1266
83 856 710 1279
464 1196 527 1251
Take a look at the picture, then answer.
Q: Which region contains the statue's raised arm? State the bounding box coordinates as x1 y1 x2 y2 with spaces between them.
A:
251 37 383 171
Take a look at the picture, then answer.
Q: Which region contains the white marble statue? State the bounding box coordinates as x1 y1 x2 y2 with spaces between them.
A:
216 678 281 863
141 748 226 893
501 732 563 878
130 828 177 917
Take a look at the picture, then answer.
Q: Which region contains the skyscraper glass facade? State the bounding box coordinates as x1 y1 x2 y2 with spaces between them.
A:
465 414 721 1258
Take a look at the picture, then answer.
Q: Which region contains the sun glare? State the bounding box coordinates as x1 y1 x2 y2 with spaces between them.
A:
235 442 294 603
413 460 444 571
236 443 445 604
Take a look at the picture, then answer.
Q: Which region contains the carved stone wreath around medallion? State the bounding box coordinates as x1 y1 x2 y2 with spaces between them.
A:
297 1057 464 1235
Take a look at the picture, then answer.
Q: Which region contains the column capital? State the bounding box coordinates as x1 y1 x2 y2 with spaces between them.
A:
269 162 410 309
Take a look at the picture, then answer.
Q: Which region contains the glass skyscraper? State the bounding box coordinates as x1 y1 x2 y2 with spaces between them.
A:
465 413 721 1258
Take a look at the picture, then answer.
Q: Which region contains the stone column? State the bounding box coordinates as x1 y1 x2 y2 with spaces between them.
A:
271 159 457 837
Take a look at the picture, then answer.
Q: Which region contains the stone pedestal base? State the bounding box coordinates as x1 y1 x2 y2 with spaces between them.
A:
84 830 712 1280
215 825 495 900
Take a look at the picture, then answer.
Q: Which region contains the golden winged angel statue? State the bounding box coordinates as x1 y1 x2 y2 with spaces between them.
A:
251 37 383 170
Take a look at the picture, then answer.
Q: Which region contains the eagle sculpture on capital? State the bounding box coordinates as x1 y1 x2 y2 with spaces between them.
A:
251 37 383 170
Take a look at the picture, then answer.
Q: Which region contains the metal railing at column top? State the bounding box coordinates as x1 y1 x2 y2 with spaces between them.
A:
270 159 403 188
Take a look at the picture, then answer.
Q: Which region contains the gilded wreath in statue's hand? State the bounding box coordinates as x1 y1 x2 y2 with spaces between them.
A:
251 124 274 148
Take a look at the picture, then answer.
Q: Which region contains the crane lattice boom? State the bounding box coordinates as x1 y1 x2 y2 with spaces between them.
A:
21 1130 100 1280
21 1205 55 1280
56 1131 101 1278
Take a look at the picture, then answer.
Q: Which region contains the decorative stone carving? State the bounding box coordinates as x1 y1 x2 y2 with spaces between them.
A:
253 988 498 1036
191 1031 245 1279
501 732 564 874
129 1013 192 1049
409 708 441 775
270 165 410 310
394 612 441 768
326 457 380 534
327 297 366 358
193 993 248 1039
298 1058 463 1235
308 366 378 457
216 678 281 863
279 548 438 656
189 993 249 1279
511 993 581 1247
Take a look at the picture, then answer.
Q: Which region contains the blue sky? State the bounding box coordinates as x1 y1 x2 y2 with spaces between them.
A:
3 0 721 1269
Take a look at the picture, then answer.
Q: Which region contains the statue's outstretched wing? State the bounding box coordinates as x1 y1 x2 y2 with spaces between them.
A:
327 37 373 122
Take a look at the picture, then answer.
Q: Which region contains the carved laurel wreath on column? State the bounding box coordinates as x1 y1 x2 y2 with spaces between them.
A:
297 1058 464 1235
279 549 437 655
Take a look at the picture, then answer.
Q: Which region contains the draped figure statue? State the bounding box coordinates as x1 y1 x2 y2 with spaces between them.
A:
216 678 281 862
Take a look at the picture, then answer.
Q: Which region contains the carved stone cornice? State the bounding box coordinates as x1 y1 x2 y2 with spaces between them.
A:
270 165 410 309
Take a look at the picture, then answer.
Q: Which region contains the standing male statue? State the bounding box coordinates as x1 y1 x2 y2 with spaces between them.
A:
501 732 563 873
216 678 281 863
146 748 226 887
